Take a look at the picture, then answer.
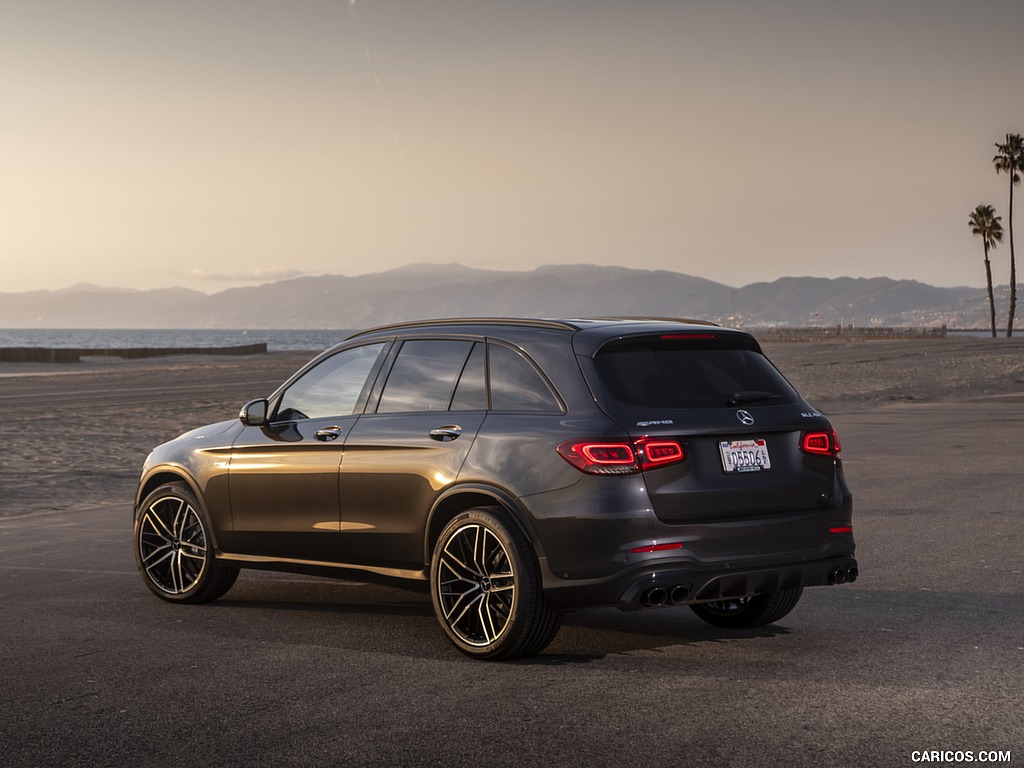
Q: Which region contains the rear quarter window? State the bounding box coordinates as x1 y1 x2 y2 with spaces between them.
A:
488 343 562 412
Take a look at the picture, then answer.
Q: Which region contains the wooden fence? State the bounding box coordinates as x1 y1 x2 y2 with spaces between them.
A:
0 342 268 364
746 326 948 342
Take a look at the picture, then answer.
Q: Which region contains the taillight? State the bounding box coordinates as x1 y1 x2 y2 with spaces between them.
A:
557 442 637 474
801 429 842 458
557 438 686 475
637 440 685 471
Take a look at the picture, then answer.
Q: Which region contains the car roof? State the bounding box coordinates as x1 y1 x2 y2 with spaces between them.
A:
345 316 722 341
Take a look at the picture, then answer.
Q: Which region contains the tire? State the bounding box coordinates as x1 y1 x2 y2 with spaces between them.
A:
134 482 239 604
430 507 562 660
689 587 803 629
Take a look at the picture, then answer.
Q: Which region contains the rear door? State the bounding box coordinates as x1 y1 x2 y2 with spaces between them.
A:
338 339 487 569
582 332 836 523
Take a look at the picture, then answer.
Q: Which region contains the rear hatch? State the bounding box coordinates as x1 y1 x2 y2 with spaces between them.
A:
577 329 838 524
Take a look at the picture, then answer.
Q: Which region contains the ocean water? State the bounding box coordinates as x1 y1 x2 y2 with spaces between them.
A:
0 326 993 351
0 328 356 352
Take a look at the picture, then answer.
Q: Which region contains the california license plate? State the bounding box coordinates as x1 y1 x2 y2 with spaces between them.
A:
719 439 771 473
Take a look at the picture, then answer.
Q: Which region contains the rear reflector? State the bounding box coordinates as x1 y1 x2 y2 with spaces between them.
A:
829 526 853 534
630 542 685 554
557 437 685 475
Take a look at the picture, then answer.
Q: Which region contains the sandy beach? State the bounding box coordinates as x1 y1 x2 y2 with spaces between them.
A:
1 337 1023 518
763 336 1024 409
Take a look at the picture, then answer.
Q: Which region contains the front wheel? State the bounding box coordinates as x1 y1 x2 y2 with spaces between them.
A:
430 507 561 660
134 482 239 604
689 587 803 629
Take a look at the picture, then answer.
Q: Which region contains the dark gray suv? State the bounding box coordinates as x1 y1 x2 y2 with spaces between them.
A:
134 318 857 659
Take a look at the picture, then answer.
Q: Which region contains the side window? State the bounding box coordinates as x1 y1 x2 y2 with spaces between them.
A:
488 343 561 412
376 340 473 413
450 342 487 410
275 343 385 421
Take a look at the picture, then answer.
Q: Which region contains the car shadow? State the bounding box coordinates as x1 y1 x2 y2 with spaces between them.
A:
519 608 794 665
207 575 797 662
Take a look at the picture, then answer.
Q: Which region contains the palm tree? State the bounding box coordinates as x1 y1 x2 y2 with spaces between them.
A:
969 204 1004 337
993 133 1023 336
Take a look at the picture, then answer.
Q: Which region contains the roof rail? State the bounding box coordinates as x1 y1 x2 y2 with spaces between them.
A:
345 317 581 339
583 316 720 327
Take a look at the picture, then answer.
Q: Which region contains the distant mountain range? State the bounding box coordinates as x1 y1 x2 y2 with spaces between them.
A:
0 263 1009 330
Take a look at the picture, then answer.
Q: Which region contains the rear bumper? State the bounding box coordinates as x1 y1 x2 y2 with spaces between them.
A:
541 554 859 610
524 468 855 609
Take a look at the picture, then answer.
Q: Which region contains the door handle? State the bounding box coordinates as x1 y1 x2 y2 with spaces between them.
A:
315 426 343 442
429 425 463 442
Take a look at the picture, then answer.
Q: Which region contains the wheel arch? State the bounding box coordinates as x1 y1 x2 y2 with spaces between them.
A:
134 466 230 552
135 466 201 515
424 484 544 565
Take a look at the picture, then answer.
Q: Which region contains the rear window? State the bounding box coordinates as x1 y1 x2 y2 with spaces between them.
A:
593 335 797 410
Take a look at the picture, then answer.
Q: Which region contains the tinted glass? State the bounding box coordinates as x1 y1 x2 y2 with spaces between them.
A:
276 343 385 420
450 342 487 410
377 340 473 413
594 336 797 409
488 344 560 412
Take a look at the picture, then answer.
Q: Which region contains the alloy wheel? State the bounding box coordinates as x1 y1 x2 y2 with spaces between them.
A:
436 523 516 647
137 495 208 596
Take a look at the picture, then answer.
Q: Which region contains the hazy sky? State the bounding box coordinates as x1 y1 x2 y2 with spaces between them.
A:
3 0 1023 293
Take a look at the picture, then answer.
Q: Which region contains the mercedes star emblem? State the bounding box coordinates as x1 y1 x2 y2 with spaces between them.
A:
736 410 755 425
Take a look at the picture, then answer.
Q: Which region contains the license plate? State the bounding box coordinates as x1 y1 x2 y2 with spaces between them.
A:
719 439 771 473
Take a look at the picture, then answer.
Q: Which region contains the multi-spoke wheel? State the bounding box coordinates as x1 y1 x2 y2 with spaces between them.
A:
134 482 238 604
689 587 803 629
431 507 561 660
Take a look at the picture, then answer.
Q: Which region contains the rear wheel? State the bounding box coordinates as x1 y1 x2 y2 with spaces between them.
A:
431 507 561 660
134 482 239 604
689 587 803 629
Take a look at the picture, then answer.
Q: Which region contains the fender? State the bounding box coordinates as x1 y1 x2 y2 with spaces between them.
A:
135 462 201 511
134 463 231 552
423 482 546 565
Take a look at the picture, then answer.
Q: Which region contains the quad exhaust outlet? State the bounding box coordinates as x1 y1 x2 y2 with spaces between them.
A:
641 585 691 606
828 566 859 585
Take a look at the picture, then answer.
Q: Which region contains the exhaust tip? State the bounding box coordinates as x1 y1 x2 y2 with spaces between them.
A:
829 566 857 585
668 585 690 604
642 587 668 607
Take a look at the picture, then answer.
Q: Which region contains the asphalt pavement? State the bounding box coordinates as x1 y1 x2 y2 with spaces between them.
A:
1 398 1021 767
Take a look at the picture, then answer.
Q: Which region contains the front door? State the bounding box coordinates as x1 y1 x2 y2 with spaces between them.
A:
228 416 356 561
227 342 387 561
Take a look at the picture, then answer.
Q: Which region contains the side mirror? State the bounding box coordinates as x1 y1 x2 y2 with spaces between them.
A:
239 398 269 427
